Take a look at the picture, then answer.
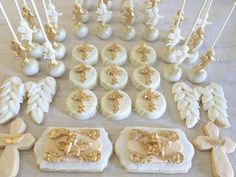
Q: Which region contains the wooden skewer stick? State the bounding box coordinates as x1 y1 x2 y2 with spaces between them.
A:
0 2 19 41
201 0 214 27
183 0 208 47
14 0 24 20
42 0 50 23
23 0 27 6
175 0 186 30
211 2 236 49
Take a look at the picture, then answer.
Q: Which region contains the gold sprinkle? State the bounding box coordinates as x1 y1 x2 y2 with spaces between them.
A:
139 65 154 85
75 64 91 83
106 65 123 84
77 43 93 60
22 6 35 29
3 134 24 144
188 27 205 53
136 43 152 62
72 3 86 26
81 129 100 140
72 90 92 113
171 10 185 30
122 5 135 26
44 24 57 45
106 43 121 60
11 40 28 61
43 151 65 163
108 90 123 113
143 88 160 112
198 49 216 70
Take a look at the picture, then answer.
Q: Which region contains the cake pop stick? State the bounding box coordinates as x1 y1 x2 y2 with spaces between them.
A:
187 2 236 84
0 1 39 76
30 0 65 78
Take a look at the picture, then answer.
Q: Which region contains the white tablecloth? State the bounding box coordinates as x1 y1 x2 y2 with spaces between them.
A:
0 0 235 177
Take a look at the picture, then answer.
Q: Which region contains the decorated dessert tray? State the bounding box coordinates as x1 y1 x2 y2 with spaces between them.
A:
0 0 235 177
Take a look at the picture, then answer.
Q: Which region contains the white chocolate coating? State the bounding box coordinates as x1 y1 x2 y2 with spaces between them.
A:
82 13 89 23
33 29 45 44
184 51 199 65
101 90 132 120
159 46 176 64
83 0 93 10
130 44 156 67
47 60 66 78
69 64 97 90
30 43 43 59
66 90 98 120
101 44 127 66
187 67 207 84
163 64 182 83
120 26 136 41
143 27 159 42
132 65 160 91
56 27 67 42
54 43 66 59
96 23 112 40
75 24 88 39
21 58 39 76
100 65 128 90
72 44 98 65
135 90 166 119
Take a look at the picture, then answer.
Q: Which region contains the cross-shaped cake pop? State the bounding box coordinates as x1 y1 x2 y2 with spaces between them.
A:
193 122 236 177
0 118 35 177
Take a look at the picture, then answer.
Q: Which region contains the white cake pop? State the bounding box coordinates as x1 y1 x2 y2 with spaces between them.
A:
96 0 113 40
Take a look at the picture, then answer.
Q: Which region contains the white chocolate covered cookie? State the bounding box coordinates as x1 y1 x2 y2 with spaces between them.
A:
101 43 127 66
69 64 97 90
100 65 128 90
101 90 132 120
72 43 98 65
132 65 160 91
130 43 156 67
66 90 98 120
135 88 166 119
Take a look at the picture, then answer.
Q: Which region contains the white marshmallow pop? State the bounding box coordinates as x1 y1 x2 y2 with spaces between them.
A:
135 88 166 120
72 43 98 65
100 65 128 91
34 127 113 172
69 64 97 90
115 127 195 174
101 43 127 66
130 43 156 67
132 65 160 91
66 89 98 120
101 90 132 120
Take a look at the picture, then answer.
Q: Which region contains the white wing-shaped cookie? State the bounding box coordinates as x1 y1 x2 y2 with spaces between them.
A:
25 77 57 124
195 83 230 128
172 82 200 128
0 77 25 125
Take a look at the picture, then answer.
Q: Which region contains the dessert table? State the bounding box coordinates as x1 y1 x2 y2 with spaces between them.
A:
0 0 235 176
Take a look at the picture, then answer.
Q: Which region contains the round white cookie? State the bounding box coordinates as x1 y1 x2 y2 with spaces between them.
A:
72 43 98 65
69 64 97 90
135 89 166 119
100 65 128 90
130 43 156 67
66 89 98 120
101 90 132 120
132 65 160 91
101 43 127 66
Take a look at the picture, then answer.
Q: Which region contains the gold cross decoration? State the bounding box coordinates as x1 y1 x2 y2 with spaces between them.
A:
143 88 160 112
193 122 236 177
72 90 92 113
122 5 135 27
22 6 36 29
106 43 121 60
77 43 93 60
72 3 86 26
75 64 91 83
10 40 28 61
44 24 57 45
139 65 154 85
188 27 205 53
108 90 123 113
198 49 216 70
106 65 123 84
136 43 152 62
171 10 185 30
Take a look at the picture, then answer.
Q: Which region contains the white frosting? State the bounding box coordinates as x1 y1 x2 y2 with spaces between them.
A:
25 77 57 124
54 42 66 59
163 64 182 83
132 65 160 91
100 65 128 90
96 23 112 40
96 1 112 24
43 41 57 63
66 90 98 120
55 27 67 42
72 43 98 65
21 58 40 76
130 44 156 67
172 82 200 128
101 90 132 120
34 127 113 172
101 44 127 66
159 46 176 64
120 26 136 41
135 90 166 119
33 29 45 44
105 0 112 10
144 5 163 28
47 60 66 78
184 50 200 65
29 43 43 59
18 20 36 44
0 77 25 124
187 67 207 84
69 64 97 90
167 27 184 47
143 26 159 42
47 3 63 28
75 23 88 39
115 127 195 173
194 83 230 128
83 0 93 10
